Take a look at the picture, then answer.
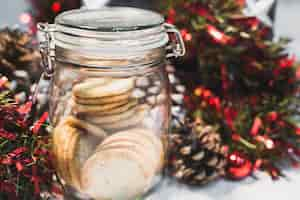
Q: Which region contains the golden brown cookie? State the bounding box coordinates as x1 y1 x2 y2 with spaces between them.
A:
98 106 148 132
81 148 148 200
72 99 129 114
64 116 107 139
52 117 104 188
84 105 137 125
73 78 134 99
73 91 131 105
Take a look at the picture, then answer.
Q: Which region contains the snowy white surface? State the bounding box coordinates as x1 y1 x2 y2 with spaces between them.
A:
82 0 110 9
148 169 300 200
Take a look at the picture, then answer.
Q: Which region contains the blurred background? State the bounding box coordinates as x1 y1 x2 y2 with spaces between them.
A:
1 0 300 55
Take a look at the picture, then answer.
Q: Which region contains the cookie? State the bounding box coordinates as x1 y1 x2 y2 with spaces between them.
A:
53 123 78 185
73 92 131 105
72 99 129 114
133 128 165 171
73 78 134 99
72 78 111 97
84 105 137 124
66 130 100 189
99 128 164 172
52 117 104 188
64 116 107 139
98 106 148 132
81 149 148 200
97 139 157 179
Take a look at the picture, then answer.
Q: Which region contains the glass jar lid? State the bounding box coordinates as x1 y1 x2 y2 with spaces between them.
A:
55 7 164 32
53 7 169 56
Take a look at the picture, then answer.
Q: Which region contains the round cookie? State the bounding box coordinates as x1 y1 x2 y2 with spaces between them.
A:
52 117 104 188
72 99 129 114
98 106 148 132
64 116 107 139
97 140 157 179
81 149 148 200
84 105 137 124
99 128 163 172
73 78 134 99
66 131 100 189
53 123 77 185
73 92 131 105
133 128 165 171
72 78 111 97
76 99 138 117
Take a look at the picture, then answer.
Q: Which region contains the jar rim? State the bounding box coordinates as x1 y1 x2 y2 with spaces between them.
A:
55 7 165 32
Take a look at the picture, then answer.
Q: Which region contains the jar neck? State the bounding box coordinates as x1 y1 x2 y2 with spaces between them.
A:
55 46 166 71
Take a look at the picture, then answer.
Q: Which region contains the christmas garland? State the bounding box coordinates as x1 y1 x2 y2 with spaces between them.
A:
165 0 300 184
0 80 54 199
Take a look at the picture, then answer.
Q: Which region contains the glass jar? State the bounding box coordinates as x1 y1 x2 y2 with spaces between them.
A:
37 7 185 200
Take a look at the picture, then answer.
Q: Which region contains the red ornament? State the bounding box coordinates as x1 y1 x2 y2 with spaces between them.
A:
51 1 62 13
197 7 216 22
166 8 176 24
295 128 300 136
180 29 192 42
208 97 222 112
202 89 212 99
266 111 279 122
278 55 296 69
227 152 253 179
231 133 241 142
235 0 246 6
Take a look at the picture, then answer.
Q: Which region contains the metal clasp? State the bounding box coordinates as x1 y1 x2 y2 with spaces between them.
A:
164 23 186 58
37 23 56 77
30 23 56 114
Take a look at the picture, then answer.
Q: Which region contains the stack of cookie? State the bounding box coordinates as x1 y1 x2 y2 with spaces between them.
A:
53 118 164 200
72 77 149 132
81 128 164 200
52 116 107 188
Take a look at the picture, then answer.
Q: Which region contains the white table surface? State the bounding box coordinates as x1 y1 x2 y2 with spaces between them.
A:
147 168 300 200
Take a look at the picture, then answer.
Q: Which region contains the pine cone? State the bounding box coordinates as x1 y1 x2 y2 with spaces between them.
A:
168 119 227 185
0 28 41 82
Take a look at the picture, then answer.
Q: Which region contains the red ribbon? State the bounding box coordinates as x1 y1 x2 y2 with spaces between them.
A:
0 129 16 140
8 147 28 158
250 117 263 136
17 101 32 115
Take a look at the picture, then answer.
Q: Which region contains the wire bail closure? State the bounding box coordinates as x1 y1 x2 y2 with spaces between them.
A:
164 23 186 58
37 23 56 77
